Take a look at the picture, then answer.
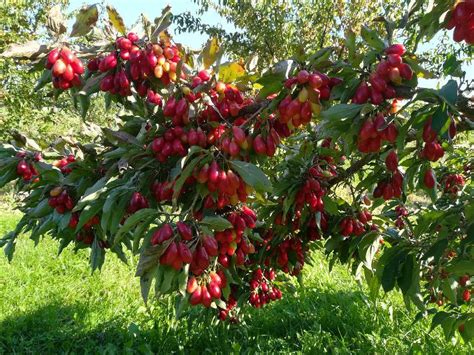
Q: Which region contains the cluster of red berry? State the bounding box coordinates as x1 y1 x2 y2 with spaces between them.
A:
357 113 398 153
249 268 282 308
16 155 39 181
54 154 76 174
352 44 413 105
441 173 465 194
48 188 74 214
446 0 474 44
421 118 445 162
278 70 340 128
45 47 84 90
339 210 372 237
127 192 149 214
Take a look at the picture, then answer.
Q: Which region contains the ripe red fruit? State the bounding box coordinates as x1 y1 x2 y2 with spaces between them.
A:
463 289 471 302
163 97 177 116
52 59 67 76
370 88 384 105
359 120 376 140
187 277 198 294
369 74 387 93
209 271 222 287
177 221 193 240
232 126 246 145
385 150 398 172
388 67 402 84
353 82 370 103
423 118 437 143
297 70 310 84
208 160 219 183
201 285 212 307
203 236 219 257
383 123 398 143
208 282 221 299
253 134 267 155
189 286 203 305
195 246 210 269
385 44 406 56
387 54 402 66
198 70 211 81
178 242 193 264
70 58 84 74
423 169 436 189
460 275 470 287
229 140 240 157
62 64 74 81
399 63 413 80
47 49 60 65
16 160 29 175
60 47 74 64
309 73 323 88
127 32 139 43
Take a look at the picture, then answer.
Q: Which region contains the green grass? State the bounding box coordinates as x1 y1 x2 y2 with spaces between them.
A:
0 212 472 354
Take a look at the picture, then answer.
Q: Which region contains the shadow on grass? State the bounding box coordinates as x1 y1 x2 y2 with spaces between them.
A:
0 287 382 353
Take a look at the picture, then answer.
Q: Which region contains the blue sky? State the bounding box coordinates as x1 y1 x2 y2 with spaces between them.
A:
68 1 471 87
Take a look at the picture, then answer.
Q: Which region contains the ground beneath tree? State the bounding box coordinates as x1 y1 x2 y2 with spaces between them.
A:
0 212 471 353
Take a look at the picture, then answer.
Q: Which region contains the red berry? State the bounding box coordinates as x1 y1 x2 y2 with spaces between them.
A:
463 289 471 302
385 44 406 56
423 169 436 189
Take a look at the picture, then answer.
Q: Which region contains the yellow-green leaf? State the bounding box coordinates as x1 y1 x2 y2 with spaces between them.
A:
219 62 246 83
70 5 99 37
202 37 219 69
106 5 126 35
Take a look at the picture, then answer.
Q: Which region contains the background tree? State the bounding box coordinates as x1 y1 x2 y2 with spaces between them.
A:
0 0 112 145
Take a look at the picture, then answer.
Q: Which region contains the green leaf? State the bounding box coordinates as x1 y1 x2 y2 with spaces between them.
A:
460 319 474 342
90 237 105 272
172 155 204 206
150 5 173 42
446 260 474 276
345 30 356 62
361 26 385 51
430 311 450 331
78 94 91 119
74 176 109 211
256 72 284 99
29 199 53 218
358 232 380 271
34 70 52 91
75 202 103 232
70 4 99 37
218 62 246 83
201 37 220 69
397 254 415 294
160 266 177 294
381 249 407 292
431 106 450 136
322 195 338 215
443 54 463 77
321 104 362 121
178 264 190 296
113 208 156 247
424 238 448 261
136 245 165 277
440 278 458 304
140 266 157 304
201 216 233 231
438 79 458 106
230 160 272 193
